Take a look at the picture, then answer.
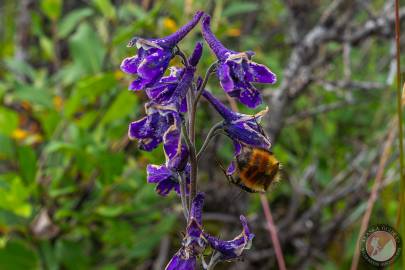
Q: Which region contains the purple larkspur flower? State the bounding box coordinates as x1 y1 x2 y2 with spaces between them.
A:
128 102 188 171
201 15 276 108
121 11 203 90
165 193 206 270
128 103 178 151
166 193 254 269
204 215 254 262
128 43 203 168
147 164 190 196
202 90 271 173
145 42 203 112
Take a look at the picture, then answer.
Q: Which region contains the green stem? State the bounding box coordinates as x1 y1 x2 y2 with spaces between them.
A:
197 121 223 162
394 1 405 268
194 61 218 108
175 46 190 67
181 122 197 210
178 172 189 220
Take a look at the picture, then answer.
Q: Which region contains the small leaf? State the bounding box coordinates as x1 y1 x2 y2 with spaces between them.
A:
58 8 94 38
100 90 138 126
92 0 116 20
69 23 106 75
0 241 39 270
17 146 37 184
223 2 259 17
40 0 63 21
0 107 18 137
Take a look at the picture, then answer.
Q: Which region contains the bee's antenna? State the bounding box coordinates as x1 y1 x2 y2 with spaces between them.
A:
215 158 227 176
231 189 244 201
253 116 271 140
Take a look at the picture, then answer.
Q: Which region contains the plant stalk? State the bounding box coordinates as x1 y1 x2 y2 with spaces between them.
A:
394 0 405 268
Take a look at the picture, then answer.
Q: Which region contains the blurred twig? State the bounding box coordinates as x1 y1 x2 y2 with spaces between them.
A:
350 119 396 270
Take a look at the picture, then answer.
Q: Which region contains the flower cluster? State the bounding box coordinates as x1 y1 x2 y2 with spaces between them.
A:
165 193 254 269
121 11 277 269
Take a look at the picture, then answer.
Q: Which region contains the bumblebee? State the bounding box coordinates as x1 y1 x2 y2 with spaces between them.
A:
220 146 281 193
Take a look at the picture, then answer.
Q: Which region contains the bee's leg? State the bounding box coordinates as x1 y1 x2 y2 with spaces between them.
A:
215 158 237 185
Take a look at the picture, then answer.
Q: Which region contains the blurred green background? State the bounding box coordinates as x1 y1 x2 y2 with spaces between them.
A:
0 0 404 269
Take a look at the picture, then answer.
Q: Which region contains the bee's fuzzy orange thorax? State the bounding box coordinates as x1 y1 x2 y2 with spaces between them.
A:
236 147 280 193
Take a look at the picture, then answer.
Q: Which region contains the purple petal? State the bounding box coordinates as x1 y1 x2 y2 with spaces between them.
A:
165 252 196 270
167 144 189 171
145 83 178 103
190 192 205 224
238 86 262 108
189 42 203 67
128 117 150 139
204 215 254 261
224 122 270 149
163 120 181 160
201 15 229 61
156 178 179 196
218 63 235 93
179 97 188 113
129 77 151 91
161 67 183 83
136 49 172 84
120 56 140 74
233 140 242 156
170 66 195 106
147 164 173 183
138 137 162 151
227 160 237 175
202 90 238 122
249 62 277 84
228 60 245 81
158 11 203 48
187 218 204 240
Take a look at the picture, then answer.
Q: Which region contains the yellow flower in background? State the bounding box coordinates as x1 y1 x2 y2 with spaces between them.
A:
163 18 178 32
12 129 28 141
53 96 63 111
114 69 124 80
227 27 241 37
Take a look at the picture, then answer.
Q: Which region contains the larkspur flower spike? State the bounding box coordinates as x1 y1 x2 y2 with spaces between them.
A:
201 15 277 108
121 11 203 90
165 193 255 269
128 43 203 170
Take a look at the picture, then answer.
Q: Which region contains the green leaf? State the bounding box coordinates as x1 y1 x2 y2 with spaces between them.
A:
129 215 176 259
13 85 54 109
39 35 55 59
0 177 32 218
0 107 18 137
17 146 37 184
64 73 116 118
69 23 106 75
96 205 125 217
100 90 138 126
39 241 59 270
56 240 90 270
58 8 94 38
40 0 63 21
0 135 14 160
0 241 39 270
45 141 80 154
92 0 116 21
223 2 259 17
3 59 36 81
